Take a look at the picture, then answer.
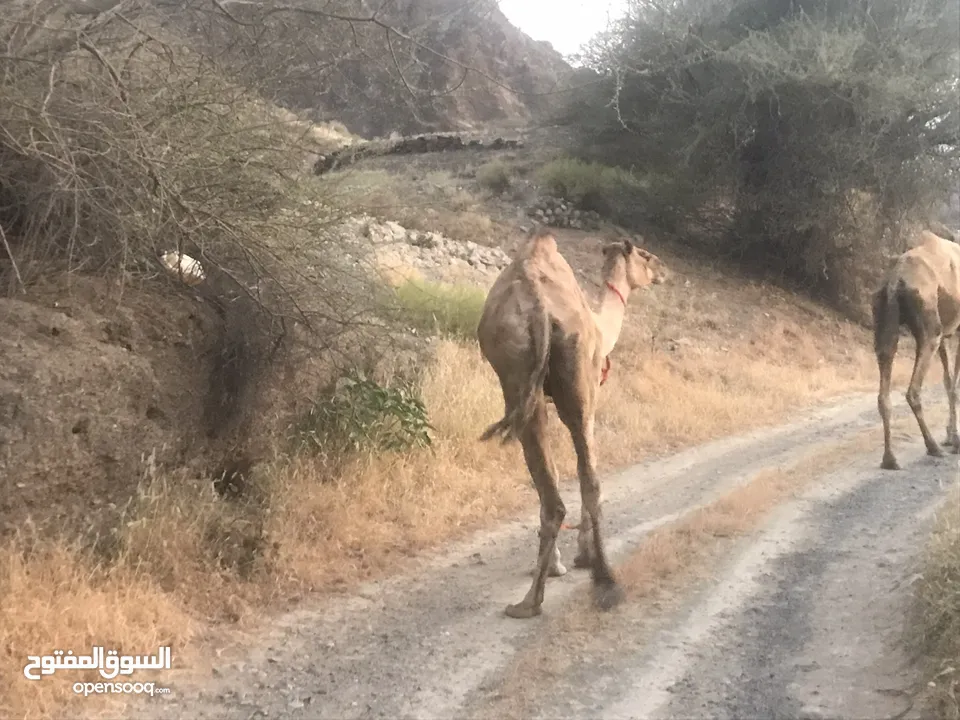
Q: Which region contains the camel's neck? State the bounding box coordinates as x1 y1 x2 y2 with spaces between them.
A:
594 266 630 357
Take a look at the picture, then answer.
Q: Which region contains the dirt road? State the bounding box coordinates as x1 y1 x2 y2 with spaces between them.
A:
132 392 955 720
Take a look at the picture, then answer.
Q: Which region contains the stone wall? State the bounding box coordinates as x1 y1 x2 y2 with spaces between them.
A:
313 134 524 175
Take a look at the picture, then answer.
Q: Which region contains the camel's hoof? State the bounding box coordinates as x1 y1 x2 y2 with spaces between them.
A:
881 455 901 470
927 444 946 458
505 602 542 619
592 581 624 611
572 553 593 569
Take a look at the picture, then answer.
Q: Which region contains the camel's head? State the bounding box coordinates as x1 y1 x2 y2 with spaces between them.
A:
602 237 669 289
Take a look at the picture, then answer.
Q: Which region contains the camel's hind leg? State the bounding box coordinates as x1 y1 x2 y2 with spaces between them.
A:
878 349 898 470
493 374 565 579
551 350 623 611
507 400 565 619
941 336 960 451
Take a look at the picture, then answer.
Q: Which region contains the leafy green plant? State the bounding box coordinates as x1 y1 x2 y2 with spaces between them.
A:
536 157 646 215
293 372 433 457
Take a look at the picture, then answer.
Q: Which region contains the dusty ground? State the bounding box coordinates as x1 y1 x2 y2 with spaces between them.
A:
95 390 953 720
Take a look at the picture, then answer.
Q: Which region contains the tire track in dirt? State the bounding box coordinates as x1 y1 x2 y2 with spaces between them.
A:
468 416 953 720
129 392 929 720
631 446 948 720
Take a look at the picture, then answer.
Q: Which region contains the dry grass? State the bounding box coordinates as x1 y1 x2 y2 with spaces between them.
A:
910 484 960 719
0 266 916 718
264 341 532 590
0 540 195 720
475 426 889 720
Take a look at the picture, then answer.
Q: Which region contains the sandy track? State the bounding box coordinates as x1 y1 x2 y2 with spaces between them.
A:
510 424 951 720
129 392 953 720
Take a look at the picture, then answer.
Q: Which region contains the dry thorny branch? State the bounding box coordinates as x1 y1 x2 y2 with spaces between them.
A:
0 1 385 334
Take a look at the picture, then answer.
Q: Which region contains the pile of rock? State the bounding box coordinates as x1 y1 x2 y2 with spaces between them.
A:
526 197 602 230
406 229 512 272
339 216 512 282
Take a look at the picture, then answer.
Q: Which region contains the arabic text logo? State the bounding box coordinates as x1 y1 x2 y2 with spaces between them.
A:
23 646 172 681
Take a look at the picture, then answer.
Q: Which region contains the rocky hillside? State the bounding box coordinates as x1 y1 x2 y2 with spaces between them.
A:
159 0 573 138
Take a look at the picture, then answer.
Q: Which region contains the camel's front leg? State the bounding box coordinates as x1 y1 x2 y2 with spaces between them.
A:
529 503 567 577
942 338 960 451
907 331 944 458
573 506 594 569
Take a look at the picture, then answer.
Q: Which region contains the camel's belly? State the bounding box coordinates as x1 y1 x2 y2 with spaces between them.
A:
940 288 960 336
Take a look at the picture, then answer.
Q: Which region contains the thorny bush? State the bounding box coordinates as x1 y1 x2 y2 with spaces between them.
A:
0 2 394 442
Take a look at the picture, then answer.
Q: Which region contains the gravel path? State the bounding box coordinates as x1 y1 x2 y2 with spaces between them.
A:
122 392 952 720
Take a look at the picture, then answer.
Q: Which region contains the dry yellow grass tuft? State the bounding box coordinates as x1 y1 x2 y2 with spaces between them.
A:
910 484 960 719
0 540 194 720
265 341 533 590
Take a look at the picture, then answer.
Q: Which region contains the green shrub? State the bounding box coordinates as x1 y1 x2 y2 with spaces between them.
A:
476 161 512 193
293 373 433 457
393 278 486 341
536 157 645 215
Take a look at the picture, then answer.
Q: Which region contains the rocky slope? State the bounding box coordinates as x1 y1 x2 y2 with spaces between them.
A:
160 0 573 138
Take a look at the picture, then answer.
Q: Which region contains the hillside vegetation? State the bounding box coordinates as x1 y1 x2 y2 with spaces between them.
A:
563 0 959 318
0 0 953 718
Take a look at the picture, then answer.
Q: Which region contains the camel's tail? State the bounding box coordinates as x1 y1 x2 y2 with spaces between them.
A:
873 279 922 359
480 295 551 444
873 284 900 358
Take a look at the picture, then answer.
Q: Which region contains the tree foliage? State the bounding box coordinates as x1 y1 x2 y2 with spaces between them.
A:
569 0 960 311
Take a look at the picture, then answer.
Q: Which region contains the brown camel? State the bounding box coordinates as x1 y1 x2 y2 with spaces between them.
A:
477 229 668 618
873 228 960 470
